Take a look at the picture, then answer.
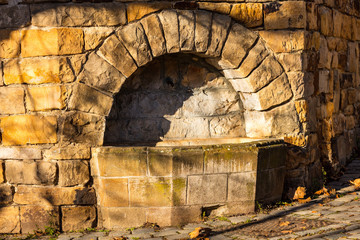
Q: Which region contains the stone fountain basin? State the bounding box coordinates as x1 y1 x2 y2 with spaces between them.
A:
91 138 286 229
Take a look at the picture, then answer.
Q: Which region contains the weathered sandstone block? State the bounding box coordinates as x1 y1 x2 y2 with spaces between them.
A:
287 72 315 100
61 206 96 232
20 206 59 233
117 22 152 66
194 11 212 53
97 34 137 78
68 83 113 116
129 177 186 207
244 102 300 138
96 178 129 207
178 10 195 52
58 160 90 187
0 5 30 28
0 184 13 205
0 30 20 58
229 55 283 92
61 112 105 146
239 73 293 111
127 2 171 22
318 6 333 36
21 28 84 57
264 1 306 29
0 207 20 234
276 52 305 72
78 53 125 94
44 145 90 160
220 23 257 69
228 172 256 201
198 2 231 15
0 87 25 114
146 206 202 227
14 186 96 206
0 147 42 160
31 3 126 27
306 3 318 31
188 174 227 204
5 160 56 185
206 13 231 57
259 31 306 53
100 207 146 229
230 3 263 28
1 115 57 145
84 27 113 50
25 85 65 111
140 15 166 57
158 10 180 53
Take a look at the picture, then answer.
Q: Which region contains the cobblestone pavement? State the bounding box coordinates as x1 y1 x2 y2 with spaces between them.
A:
3 159 360 240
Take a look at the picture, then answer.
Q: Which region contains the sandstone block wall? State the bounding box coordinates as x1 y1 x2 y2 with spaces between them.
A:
0 0 358 234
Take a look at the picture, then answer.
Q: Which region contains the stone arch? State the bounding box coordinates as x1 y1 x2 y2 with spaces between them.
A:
67 9 300 145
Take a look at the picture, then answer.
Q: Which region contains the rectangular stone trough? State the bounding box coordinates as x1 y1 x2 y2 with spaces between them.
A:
90 138 286 229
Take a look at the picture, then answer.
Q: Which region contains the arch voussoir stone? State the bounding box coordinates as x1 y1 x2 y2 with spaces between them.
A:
78 52 126 94
178 10 195 52
97 34 137 78
205 13 231 57
194 10 212 53
229 55 283 92
158 10 180 54
240 73 293 111
116 21 152 67
219 23 258 69
140 14 166 58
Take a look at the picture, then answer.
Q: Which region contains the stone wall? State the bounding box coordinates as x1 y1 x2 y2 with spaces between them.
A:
0 0 359 234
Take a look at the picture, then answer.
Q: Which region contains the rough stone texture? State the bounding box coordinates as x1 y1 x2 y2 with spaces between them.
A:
5 160 56 185
31 3 126 27
276 52 305 72
187 174 227 204
21 28 84 57
61 206 96 232
229 55 283 92
58 160 90 187
319 6 333 36
101 207 146 229
61 112 105 146
178 10 195 52
20 206 59 233
288 72 314 100
93 147 147 177
68 83 113 116
206 13 231 57
44 145 90 160
0 87 25 114
0 207 20 234
259 30 306 53
97 34 138 78
0 5 30 28
117 22 152 67
84 27 113 50
198 2 231 15
0 184 13 205
244 102 300 138
96 178 129 207
0 147 42 160
194 11 212 53
14 186 96 206
0 30 20 58
220 23 257 69
25 85 65 111
240 73 293 111
146 206 202 227
140 14 166 57
264 1 306 30
4 58 62 85
129 178 186 207
127 2 171 22
228 172 256 201
0 161 3 183
1 115 57 145
78 53 126 94
158 10 180 54
230 3 263 28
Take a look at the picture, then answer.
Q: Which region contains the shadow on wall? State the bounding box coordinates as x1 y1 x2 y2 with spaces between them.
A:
103 54 245 146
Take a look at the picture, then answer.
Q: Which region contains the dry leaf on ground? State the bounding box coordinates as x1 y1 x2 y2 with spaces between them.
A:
293 186 306 200
189 227 211 239
298 197 311 203
350 179 360 189
279 221 290 227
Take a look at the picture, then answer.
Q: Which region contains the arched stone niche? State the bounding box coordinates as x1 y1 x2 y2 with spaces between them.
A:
67 10 301 146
